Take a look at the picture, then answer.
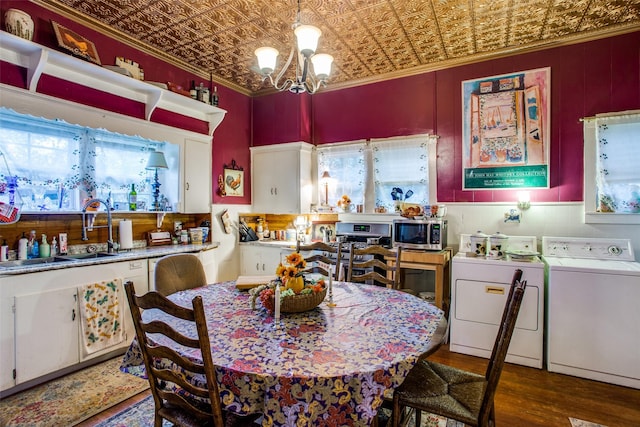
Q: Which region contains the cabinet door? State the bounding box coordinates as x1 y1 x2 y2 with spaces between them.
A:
251 142 313 214
183 138 211 213
252 149 299 213
15 288 79 384
240 245 284 275
240 245 264 275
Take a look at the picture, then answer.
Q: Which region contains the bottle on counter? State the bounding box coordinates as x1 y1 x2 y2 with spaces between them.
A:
31 239 39 259
128 184 137 211
51 237 58 256
189 80 197 99
27 229 36 259
18 232 28 260
39 234 50 258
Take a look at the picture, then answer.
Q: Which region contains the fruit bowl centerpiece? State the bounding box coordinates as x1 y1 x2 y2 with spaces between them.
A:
249 252 327 313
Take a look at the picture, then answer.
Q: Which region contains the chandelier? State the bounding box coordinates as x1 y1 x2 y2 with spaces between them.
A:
254 0 334 94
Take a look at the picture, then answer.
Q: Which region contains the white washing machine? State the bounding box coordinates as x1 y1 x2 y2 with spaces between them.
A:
450 234 544 369
543 236 640 389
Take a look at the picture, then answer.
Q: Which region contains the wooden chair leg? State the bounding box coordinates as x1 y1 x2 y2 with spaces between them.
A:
415 409 421 427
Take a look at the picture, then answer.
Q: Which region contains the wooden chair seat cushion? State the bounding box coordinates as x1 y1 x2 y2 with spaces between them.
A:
394 360 487 425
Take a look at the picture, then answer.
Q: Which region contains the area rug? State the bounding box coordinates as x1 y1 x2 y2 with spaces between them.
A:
0 356 149 427
96 396 463 427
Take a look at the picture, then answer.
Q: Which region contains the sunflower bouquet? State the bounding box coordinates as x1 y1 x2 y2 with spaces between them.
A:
249 252 326 313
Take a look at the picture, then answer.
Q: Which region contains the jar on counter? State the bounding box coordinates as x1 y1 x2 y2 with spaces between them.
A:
180 230 189 244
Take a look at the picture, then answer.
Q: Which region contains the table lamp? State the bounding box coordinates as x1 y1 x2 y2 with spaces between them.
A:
146 150 168 211
321 170 331 206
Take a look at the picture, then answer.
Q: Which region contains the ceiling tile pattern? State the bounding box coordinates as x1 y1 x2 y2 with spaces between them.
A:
43 0 640 95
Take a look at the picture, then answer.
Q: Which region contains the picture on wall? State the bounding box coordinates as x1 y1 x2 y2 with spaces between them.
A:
223 168 243 197
51 21 101 65
462 67 550 190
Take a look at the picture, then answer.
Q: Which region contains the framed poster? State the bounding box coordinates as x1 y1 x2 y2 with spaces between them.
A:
462 67 550 190
51 21 101 65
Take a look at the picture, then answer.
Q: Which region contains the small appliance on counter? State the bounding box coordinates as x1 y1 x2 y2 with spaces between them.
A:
392 218 447 251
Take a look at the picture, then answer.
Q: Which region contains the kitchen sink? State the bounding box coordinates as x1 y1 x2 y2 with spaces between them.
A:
55 252 119 260
0 257 71 268
0 252 120 269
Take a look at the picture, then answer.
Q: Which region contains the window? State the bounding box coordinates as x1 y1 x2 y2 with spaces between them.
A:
584 110 640 224
317 141 367 208
0 107 178 212
317 134 438 213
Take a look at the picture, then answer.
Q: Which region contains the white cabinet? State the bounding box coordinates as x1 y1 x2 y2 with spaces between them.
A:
251 142 313 214
199 248 218 283
240 245 285 275
0 260 148 391
15 287 80 384
181 138 211 213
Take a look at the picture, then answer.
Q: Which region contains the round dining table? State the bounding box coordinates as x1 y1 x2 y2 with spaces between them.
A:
121 280 445 426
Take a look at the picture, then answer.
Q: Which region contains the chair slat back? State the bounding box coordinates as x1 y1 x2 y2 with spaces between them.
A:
124 281 224 427
347 244 402 289
297 241 343 280
478 270 527 425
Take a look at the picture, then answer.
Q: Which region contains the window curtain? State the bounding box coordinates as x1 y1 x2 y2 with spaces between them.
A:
0 107 174 212
594 112 640 213
317 141 366 207
371 135 430 210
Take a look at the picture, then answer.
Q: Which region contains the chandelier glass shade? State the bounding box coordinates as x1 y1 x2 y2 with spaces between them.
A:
254 1 333 94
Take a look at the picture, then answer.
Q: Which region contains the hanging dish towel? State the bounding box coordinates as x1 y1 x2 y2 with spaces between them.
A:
77 278 124 356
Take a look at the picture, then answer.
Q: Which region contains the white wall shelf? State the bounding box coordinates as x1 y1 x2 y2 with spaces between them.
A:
0 31 226 136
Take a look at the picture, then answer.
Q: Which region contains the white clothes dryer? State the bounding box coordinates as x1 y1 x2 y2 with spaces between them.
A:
450 235 544 369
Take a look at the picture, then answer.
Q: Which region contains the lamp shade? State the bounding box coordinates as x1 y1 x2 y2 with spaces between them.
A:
146 151 168 169
311 53 334 80
294 24 321 57
255 46 279 74
321 170 331 181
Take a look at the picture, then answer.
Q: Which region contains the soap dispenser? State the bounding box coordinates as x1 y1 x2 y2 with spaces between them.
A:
39 234 50 258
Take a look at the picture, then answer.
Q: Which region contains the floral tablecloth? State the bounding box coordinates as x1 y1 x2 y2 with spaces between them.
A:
121 281 444 426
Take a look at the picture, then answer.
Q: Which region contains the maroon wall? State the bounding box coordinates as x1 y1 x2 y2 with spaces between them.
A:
253 31 640 204
3 1 639 207
0 1 252 205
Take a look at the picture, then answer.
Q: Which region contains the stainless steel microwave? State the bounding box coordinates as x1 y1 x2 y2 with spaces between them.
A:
392 219 448 251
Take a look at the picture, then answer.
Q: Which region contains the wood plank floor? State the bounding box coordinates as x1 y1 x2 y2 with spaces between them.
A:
78 344 640 426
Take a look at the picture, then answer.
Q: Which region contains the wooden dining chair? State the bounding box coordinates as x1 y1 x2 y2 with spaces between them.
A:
346 244 402 289
391 269 526 427
124 280 229 427
154 253 207 296
296 241 343 280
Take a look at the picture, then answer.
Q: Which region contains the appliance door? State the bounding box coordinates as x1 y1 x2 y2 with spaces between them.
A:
393 221 443 250
547 265 640 388
450 256 544 368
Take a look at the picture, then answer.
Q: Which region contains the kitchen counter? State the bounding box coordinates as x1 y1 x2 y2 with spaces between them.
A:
239 239 299 248
0 242 219 276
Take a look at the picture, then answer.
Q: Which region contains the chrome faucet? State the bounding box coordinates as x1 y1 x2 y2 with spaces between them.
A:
81 198 115 253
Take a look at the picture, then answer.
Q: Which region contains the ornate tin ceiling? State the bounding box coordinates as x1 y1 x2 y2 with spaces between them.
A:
39 0 640 95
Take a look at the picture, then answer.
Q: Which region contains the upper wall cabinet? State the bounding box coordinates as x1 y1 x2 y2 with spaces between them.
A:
0 31 225 136
251 142 313 214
